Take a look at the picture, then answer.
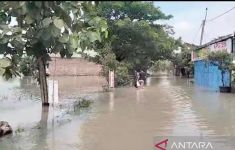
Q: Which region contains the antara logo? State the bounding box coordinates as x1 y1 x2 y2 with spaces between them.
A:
155 139 168 150
170 142 213 149
155 139 214 150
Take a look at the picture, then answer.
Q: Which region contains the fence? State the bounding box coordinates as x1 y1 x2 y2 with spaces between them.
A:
194 60 230 91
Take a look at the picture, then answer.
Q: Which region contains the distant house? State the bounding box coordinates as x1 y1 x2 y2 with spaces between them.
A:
192 34 235 91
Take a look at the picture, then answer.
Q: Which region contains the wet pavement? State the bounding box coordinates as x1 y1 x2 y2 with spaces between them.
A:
1 75 235 150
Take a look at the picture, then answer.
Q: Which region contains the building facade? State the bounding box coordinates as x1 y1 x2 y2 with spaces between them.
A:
192 34 235 91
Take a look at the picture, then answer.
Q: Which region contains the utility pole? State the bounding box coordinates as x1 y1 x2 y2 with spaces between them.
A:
200 8 208 45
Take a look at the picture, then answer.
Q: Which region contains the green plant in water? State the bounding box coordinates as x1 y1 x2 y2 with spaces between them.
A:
102 85 110 92
15 127 25 134
78 98 93 108
73 97 93 111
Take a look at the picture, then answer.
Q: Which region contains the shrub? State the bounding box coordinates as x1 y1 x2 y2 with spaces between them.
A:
115 62 131 86
207 51 234 87
19 56 36 76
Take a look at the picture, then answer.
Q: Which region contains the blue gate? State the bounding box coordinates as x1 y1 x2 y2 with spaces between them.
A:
194 60 231 91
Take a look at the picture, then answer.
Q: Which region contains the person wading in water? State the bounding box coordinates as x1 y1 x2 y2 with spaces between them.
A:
138 70 146 88
134 70 140 88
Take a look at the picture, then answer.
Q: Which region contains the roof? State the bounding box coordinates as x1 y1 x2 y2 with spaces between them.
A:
194 34 234 51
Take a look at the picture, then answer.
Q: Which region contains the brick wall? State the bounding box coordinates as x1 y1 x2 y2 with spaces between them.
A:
48 57 103 76
48 57 108 93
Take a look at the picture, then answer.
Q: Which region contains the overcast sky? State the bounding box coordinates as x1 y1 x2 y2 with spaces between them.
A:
155 2 235 45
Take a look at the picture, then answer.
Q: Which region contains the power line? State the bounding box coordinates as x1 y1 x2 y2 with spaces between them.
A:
207 6 235 22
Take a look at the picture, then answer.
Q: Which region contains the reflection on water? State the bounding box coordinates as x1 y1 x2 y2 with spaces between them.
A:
1 75 235 150
109 92 114 111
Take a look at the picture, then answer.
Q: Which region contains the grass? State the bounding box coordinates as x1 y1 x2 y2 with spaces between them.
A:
76 97 93 108
72 97 93 113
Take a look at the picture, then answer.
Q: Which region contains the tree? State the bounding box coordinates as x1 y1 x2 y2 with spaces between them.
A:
0 1 108 105
153 60 172 72
19 56 36 76
94 1 176 85
169 37 197 76
207 51 233 87
97 1 172 23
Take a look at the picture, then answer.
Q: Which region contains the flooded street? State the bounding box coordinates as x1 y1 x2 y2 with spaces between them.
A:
1 75 235 150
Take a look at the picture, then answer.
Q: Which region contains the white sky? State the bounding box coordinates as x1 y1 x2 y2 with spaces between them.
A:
8 2 235 46
155 2 235 45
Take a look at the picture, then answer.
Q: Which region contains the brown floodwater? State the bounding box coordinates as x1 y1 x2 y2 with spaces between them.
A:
1 75 235 150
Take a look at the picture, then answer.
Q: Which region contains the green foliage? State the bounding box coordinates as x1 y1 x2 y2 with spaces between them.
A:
232 70 235 82
207 51 233 70
78 98 93 108
112 19 156 62
97 43 118 81
99 44 117 70
94 1 176 83
1 56 20 80
98 1 172 22
115 62 131 86
15 127 25 134
198 48 209 59
19 56 36 76
110 16 175 71
74 97 93 109
207 51 234 86
2 65 20 80
0 58 11 75
95 43 131 86
0 1 108 80
170 38 197 75
153 60 172 72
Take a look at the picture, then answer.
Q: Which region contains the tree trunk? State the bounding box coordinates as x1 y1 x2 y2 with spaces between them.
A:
38 57 49 106
40 105 49 128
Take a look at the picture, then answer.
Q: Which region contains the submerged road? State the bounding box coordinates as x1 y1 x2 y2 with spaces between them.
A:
1 75 235 150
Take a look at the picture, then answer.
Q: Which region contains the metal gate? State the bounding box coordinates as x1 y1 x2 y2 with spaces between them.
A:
194 60 230 91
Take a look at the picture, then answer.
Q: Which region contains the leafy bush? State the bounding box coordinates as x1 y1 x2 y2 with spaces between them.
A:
99 44 118 81
74 97 93 109
19 56 37 76
115 62 131 86
207 51 234 86
0 58 11 75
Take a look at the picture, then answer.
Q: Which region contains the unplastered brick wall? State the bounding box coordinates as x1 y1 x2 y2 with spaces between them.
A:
48 57 103 76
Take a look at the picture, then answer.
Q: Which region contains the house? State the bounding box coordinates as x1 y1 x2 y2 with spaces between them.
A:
192 34 235 91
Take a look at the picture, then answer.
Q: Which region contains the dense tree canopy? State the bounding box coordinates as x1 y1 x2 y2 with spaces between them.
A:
98 1 172 22
170 38 197 68
94 1 177 75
